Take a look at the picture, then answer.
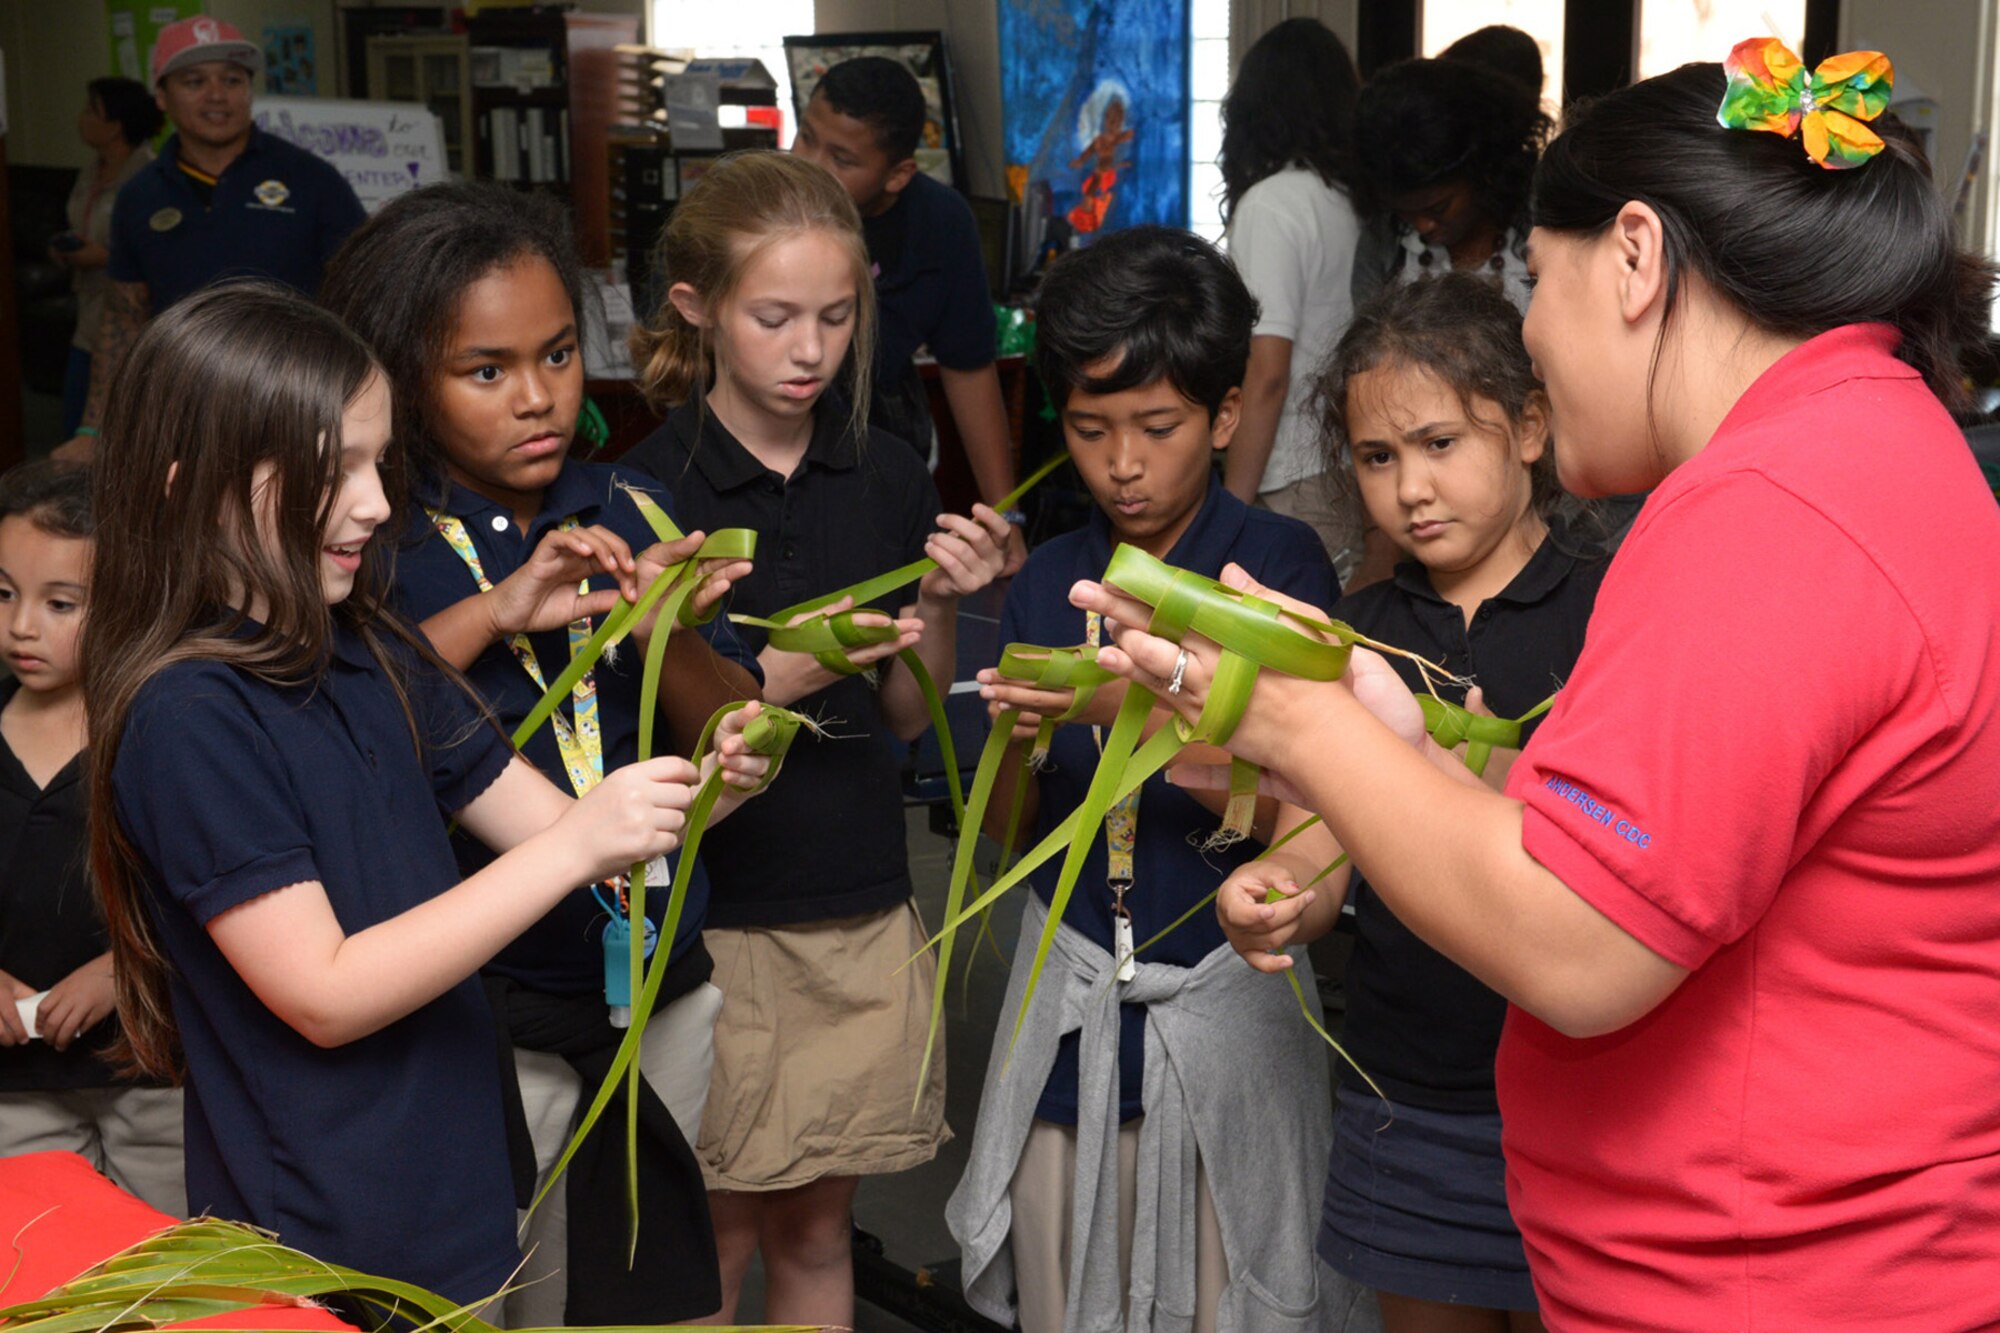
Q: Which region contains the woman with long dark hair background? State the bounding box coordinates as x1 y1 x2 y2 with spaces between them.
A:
1217 17 1368 582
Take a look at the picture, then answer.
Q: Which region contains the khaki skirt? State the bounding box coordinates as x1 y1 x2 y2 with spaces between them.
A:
697 901 950 1191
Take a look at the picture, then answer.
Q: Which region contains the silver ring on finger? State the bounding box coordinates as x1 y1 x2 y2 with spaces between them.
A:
1166 647 1191 696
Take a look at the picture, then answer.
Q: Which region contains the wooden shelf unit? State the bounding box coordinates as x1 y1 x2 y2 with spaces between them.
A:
467 7 638 265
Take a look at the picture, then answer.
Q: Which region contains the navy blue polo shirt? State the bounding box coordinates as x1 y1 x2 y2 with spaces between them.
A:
111 621 518 1303
108 129 365 312
392 460 761 996
1333 520 1607 1113
624 401 938 928
864 173 996 398
999 476 1339 1123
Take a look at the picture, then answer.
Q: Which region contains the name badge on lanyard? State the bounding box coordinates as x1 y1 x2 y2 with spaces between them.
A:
1089 609 1140 984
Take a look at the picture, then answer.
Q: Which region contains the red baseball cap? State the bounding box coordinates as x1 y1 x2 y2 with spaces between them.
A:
151 16 263 85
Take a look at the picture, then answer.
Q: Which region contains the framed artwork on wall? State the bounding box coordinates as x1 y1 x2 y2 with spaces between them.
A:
1000 0 1190 254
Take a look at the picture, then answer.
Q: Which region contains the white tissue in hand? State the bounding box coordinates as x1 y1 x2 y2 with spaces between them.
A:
16 992 44 1040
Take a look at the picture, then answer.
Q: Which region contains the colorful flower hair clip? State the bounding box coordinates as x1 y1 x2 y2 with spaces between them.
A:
1717 37 1894 170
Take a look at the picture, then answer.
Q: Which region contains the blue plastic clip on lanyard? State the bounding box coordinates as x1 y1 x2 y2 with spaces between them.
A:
601 912 660 1029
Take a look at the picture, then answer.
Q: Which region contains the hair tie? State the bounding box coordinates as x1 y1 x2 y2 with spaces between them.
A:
1717 37 1894 170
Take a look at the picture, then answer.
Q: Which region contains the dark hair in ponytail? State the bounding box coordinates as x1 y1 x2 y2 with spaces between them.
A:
1532 61 1995 414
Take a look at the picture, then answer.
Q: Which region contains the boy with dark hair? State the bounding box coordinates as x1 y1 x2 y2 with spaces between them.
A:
793 55 1026 570
944 226 1342 1332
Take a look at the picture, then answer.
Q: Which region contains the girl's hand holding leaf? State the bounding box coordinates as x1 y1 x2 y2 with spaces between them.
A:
487 523 637 638
557 755 698 884
629 531 754 641
756 594 922 706
1216 862 1316 974
707 699 776 795
917 505 1011 603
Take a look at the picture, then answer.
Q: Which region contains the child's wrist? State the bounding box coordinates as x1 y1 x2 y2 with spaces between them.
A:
479 589 516 642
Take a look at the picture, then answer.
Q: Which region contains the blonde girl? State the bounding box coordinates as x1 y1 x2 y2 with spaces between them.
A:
623 150 1010 1328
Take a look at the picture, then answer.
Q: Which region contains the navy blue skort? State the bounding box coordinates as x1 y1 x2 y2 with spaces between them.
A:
1317 1083 1538 1312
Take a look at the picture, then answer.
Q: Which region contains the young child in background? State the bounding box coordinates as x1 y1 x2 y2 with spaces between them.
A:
945 226 1342 1333
1215 273 1606 1333
622 149 1009 1330
0 460 183 1216
83 283 768 1303
320 182 757 1326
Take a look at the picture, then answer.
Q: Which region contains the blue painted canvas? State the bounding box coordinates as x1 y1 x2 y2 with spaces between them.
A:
1001 0 1190 245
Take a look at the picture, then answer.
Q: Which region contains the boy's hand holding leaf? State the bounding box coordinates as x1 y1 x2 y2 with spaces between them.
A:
917 504 1012 603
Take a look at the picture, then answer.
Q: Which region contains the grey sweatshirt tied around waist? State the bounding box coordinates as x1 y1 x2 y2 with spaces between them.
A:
947 892 1339 1332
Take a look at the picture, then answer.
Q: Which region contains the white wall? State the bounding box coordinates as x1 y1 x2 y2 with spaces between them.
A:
1844 0 1988 211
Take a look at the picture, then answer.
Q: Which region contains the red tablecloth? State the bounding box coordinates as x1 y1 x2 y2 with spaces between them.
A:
0 1151 355 1330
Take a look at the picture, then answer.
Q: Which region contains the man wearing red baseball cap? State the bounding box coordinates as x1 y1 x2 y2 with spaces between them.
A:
60 16 365 457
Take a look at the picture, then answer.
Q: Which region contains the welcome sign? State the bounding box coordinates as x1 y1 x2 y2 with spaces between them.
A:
252 96 447 212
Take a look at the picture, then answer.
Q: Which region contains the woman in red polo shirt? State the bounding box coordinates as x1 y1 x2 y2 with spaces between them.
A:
1071 51 2000 1332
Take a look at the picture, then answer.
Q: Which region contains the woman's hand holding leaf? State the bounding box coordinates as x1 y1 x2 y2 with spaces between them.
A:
977 665 1127 734
557 755 698 883
487 524 636 639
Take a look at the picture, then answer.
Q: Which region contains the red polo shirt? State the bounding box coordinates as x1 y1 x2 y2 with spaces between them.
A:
1500 325 2000 1331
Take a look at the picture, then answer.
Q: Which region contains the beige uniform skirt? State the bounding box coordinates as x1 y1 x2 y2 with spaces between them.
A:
697 901 950 1191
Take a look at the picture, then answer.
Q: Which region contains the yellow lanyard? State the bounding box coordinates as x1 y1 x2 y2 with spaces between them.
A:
430 511 605 798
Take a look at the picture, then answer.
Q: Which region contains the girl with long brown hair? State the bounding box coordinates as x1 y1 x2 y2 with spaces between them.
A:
83 282 769 1301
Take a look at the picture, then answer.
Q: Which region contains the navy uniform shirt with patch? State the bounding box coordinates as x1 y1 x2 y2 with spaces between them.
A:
1000 476 1340 1123
1333 520 1607 1112
863 173 996 412
111 625 517 1302
392 460 761 995
107 129 365 312
624 401 937 928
